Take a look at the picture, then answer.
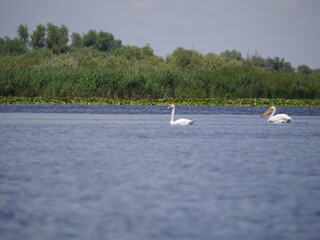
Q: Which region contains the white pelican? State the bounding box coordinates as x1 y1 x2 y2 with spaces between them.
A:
261 106 292 123
167 104 195 126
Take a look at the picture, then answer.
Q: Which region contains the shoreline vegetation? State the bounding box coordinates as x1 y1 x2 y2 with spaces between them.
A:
1 96 319 107
1 23 319 107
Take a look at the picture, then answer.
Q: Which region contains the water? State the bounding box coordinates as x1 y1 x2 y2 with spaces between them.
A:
1 104 320 240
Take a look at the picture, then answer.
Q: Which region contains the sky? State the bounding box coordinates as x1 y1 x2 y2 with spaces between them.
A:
0 0 319 69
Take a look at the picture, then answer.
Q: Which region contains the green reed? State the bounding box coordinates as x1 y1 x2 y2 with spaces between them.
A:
0 66 319 102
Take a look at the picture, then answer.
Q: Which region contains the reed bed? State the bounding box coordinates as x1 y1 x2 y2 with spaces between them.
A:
1 67 319 102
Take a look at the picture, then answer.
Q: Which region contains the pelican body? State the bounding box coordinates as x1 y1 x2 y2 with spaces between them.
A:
261 106 292 123
167 104 195 126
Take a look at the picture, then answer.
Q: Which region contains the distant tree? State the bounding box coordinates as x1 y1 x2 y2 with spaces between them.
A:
31 24 46 49
83 30 121 52
46 23 59 53
111 38 122 51
297 64 312 75
70 32 82 48
167 47 204 70
281 61 294 73
167 47 191 68
114 45 144 60
203 53 225 71
142 44 154 56
265 57 294 73
82 30 97 48
0 36 27 55
17 24 29 46
96 31 115 51
0 38 5 55
58 24 69 53
245 52 294 73
113 44 158 64
46 23 69 54
220 49 242 61
245 51 265 68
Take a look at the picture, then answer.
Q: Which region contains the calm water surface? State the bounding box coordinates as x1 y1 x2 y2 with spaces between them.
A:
1 105 320 240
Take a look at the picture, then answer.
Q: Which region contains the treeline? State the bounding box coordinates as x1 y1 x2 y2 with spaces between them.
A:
0 23 122 55
0 23 319 100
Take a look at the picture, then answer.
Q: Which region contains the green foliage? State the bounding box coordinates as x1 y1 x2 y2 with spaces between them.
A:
17 24 29 45
1 65 319 100
0 37 28 55
1 23 319 104
82 30 97 48
297 64 312 75
220 49 242 61
70 32 82 49
1 96 319 107
264 57 294 73
46 23 69 54
166 47 205 71
245 52 294 73
30 24 46 49
81 30 121 52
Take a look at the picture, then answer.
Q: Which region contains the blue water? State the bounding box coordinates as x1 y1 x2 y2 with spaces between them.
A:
1 104 320 240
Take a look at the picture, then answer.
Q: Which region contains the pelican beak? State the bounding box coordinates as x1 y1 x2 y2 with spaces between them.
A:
261 107 273 117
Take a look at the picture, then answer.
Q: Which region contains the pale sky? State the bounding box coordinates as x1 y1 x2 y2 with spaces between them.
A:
0 0 319 68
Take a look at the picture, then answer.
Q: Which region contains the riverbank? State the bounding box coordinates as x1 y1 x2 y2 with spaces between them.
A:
1 96 319 107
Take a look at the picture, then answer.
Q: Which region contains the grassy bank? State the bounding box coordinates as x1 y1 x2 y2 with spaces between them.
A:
1 96 319 107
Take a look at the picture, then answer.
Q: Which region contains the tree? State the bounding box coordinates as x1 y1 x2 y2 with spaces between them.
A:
265 57 294 73
17 24 29 46
58 25 69 53
70 32 82 49
46 23 69 54
31 24 46 49
203 53 225 71
82 30 122 52
46 23 59 53
142 44 154 56
82 30 97 48
96 31 115 51
0 36 27 55
167 47 204 70
114 45 145 60
245 51 265 68
220 49 242 61
297 64 312 75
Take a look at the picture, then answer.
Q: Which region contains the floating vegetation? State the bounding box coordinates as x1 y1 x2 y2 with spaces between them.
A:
0 96 319 107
